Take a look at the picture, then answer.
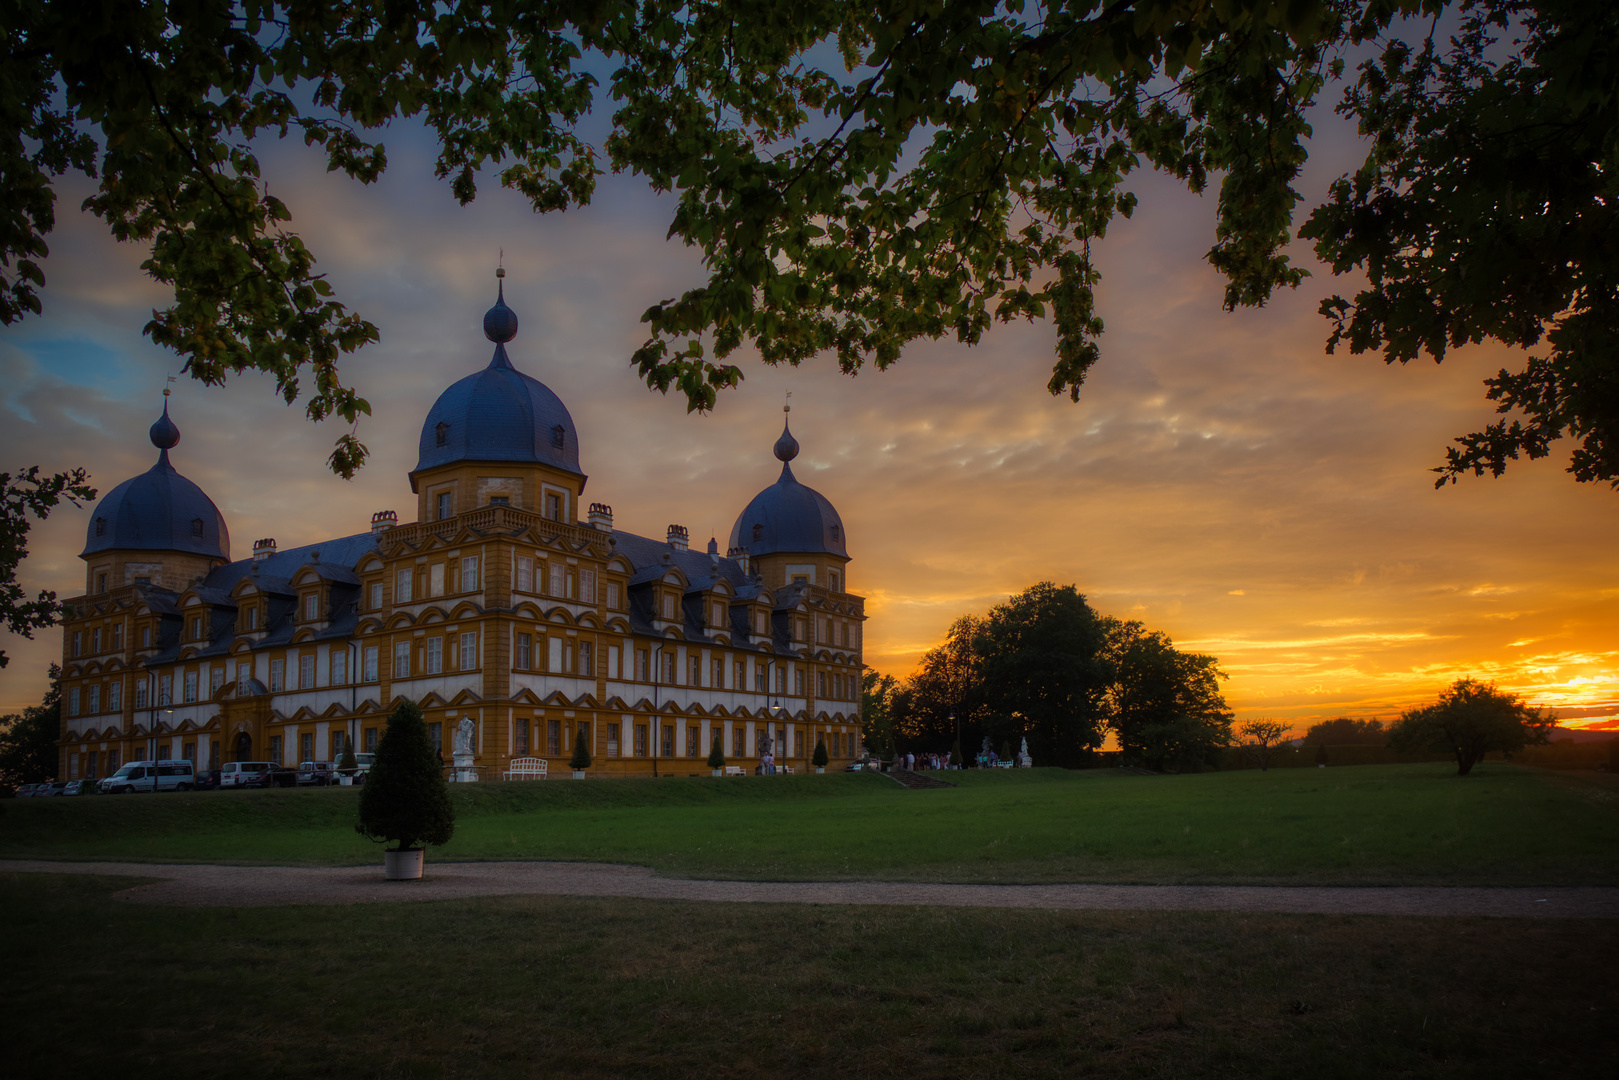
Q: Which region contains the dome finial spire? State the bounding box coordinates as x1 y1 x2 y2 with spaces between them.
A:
149 389 180 454
484 263 518 344
772 399 799 463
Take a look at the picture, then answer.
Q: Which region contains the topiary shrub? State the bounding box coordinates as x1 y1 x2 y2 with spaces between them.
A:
812 737 829 768
356 700 454 852
569 729 592 771
337 739 358 777
707 737 725 770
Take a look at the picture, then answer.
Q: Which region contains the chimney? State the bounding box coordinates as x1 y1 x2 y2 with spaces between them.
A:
728 545 750 576
252 538 276 562
588 503 614 531
708 537 720 568
666 524 689 551
371 510 398 535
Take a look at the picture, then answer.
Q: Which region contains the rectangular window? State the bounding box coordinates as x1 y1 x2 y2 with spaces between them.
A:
269 734 283 765
191 615 203 640
369 582 383 609
735 660 745 690
92 628 102 652
607 722 620 758
72 632 81 657
247 607 258 631
515 632 531 670
183 671 198 703
755 663 766 693
159 674 173 705
87 749 99 778
711 725 722 757
69 752 79 779
689 655 701 686
608 644 620 679
546 719 560 756
817 672 826 698
330 650 347 685
756 611 768 635
634 724 647 757
396 568 413 603
687 725 699 757
733 725 745 758
663 651 677 685
382 641 404 679
579 641 594 678
794 669 803 696
579 568 596 604
211 666 225 695
661 593 675 620
794 730 803 758
635 649 649 681
68 686 81 716
515 717 530 755
461 556 480 592
87 684 100 713
109 680 121 712
364 727 378 752
429 563 444 597
330 731 345 759
107 749 121 772
460 632 478 671
712 657 724 689
142 625 152 647
548 563 563 598
135 681 149 709
300 732 313 761
711 602 724 627
545 492 562 521
111 624 122 649
661 724 674 757
548 636 563 673
516 556 534 593
268 660 284 693
437 491 453 520
304 594 318 622
363 646 379 682
428 722 442 755
425 638 443 675
299 654 315 690
606 583 620 610
775 667 786 694
776 725 786 759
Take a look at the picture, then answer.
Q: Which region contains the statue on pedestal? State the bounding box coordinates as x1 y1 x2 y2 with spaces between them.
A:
452 717 478 782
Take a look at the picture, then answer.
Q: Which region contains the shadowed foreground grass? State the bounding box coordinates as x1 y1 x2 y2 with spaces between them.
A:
3 765 1616 884
3 873 1615 1079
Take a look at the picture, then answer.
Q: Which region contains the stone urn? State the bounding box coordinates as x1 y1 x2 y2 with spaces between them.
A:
384 848 424 880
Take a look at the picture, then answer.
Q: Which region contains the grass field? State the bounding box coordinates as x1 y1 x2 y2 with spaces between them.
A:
3 872 1615 1079
3 764 1616 885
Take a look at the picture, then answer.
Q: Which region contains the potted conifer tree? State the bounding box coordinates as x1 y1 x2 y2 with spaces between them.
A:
336 740 359 786
813 737 829 773
356 701 455 880
569 729 591 779
707 736 726 777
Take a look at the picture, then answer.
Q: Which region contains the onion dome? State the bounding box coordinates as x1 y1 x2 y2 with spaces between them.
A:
82 397 231 560
728 408 848 558
413 276 583 481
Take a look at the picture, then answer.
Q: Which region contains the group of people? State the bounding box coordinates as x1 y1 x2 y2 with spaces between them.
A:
895 751 951 771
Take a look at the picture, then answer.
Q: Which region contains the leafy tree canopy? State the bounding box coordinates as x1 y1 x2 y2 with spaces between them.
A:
1105 620 1233 771
7 1 1616 487
860 666 898 758
1305 716 1386 744
1386 677 1552 775
0 468 95 668
0 663 61 789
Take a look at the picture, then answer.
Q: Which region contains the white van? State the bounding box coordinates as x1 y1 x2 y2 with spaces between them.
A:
220 761 275 788
99 760 195 794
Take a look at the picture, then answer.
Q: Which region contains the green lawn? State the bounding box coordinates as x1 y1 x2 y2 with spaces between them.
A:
3 764 1616 885
3 872 1615 1079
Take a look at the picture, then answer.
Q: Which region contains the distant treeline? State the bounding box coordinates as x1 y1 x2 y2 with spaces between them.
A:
861 582 1233 772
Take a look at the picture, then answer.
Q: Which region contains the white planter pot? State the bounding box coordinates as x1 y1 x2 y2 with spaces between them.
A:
384 848 424 880
338 776 354 786
572 770 586 779
816 767 825 773
712 768 723 777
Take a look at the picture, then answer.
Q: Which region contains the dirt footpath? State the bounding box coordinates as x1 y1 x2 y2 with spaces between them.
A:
5 859 1617 917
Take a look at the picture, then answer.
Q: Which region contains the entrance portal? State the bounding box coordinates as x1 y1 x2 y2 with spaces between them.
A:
233 731 252 762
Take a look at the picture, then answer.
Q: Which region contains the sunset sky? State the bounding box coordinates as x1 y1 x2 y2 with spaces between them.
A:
3 99 1616 732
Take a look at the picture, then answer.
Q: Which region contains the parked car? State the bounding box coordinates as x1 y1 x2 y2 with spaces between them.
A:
98 760 195 794
350 752 375 783
60 779 99 795
296 761 336 786
35 780 71 796
239 764 297 789
12 782 44 797
193 769 223 791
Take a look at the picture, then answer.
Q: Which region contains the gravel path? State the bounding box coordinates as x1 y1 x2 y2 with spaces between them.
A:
5 859 1617 917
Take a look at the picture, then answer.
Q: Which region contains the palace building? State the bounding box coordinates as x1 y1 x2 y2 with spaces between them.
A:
56 276 866 780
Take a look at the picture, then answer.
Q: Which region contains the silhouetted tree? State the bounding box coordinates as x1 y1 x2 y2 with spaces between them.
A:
860 667 899 758
1305 717 1386 745
0 664 61 790
357 700 455 851
1238 720 1292 771
895 616 986 762
1387 679 1553 776
1106 621 1233 772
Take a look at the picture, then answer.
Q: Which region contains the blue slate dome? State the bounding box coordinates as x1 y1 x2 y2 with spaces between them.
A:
728 412 847 558
413 282 583 481
82 400 231 560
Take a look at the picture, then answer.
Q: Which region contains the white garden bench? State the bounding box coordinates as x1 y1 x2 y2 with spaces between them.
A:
723 765 745 776
503 757 548 781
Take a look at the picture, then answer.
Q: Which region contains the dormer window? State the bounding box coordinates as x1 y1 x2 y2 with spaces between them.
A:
192 517 205 538
830 524 841 542
551 425 565 449
304 594 318 622
95 517 106 537
437 491 453 520
247 607 259 631
751 523 763 542
545 493 562 521
435 421 449 448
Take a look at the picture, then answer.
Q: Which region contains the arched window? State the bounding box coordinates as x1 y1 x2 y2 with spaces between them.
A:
751 523 763 542
551 425 566 449
94 517 106 536
191 518 205 538
435 421 450 448
830 524 841 542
